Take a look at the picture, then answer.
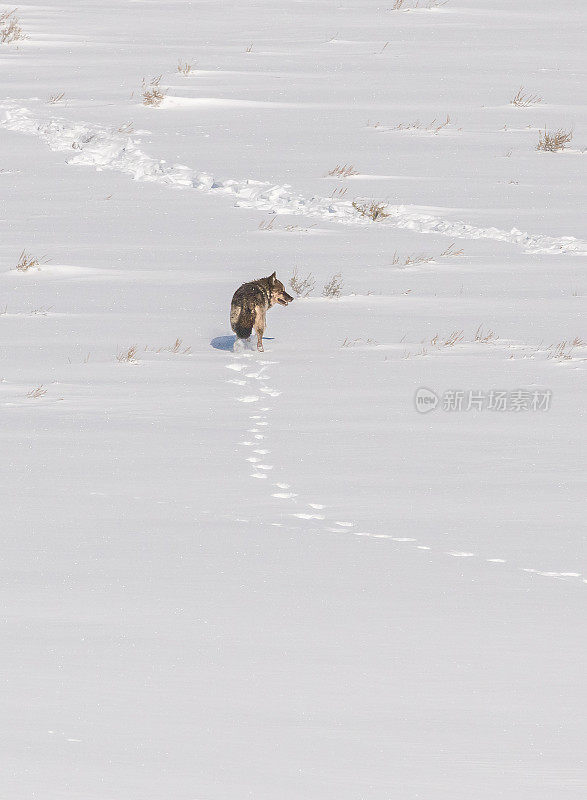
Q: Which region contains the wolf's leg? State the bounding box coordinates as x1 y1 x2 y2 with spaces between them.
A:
254 308 266 352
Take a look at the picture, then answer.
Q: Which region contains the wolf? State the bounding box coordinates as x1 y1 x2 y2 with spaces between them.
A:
230 272 293 352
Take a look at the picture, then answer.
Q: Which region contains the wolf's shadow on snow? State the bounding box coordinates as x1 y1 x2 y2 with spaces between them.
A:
210 335 237 351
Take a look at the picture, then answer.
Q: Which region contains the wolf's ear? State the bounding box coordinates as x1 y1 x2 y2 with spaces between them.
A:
269 271 277 283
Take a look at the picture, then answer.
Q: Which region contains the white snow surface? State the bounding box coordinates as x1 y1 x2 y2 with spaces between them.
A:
1 1 585 798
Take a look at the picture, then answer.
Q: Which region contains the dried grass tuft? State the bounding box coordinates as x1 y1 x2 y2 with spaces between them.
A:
289 270 316 297
323 273 344 298
352 200 389 221
156 338 191 354
26 385 47 399
16 250 48 271
116 345 140 363
1 9 26 43
474 325 498 343
511 87 542 107
537 128 572 152
177 59 195 75
142 75 167 107
327 164 359 178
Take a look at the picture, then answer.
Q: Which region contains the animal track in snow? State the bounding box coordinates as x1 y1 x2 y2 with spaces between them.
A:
4 104 587 256
226 346 583 590
523 569 581 578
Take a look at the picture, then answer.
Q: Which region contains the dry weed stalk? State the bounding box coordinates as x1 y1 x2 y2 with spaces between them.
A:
391 243 463 268
323 273 343 298
116 345 139 363
474 325 498 343
177 59 195 75
440 242 464 257
142 75 166 107
429 331 464 348
341 337 377 347
392 0 447 8
16 250 48 271
156 338 191 354
511 87 542 107
352 200 389 221
330 186 348 199
47 92 65 104
537 128 572 152
0 9 26 43
327 164 359 178
547 339 585 361
27 385 47 399
289 270 316 297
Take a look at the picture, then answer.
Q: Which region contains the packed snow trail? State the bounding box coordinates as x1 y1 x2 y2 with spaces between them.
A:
2 104 587 257
225 347 584 586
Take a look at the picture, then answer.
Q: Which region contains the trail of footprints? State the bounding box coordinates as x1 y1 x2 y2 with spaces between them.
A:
227 356 584 586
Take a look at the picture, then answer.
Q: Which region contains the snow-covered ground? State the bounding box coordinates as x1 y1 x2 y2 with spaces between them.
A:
1 1 585 797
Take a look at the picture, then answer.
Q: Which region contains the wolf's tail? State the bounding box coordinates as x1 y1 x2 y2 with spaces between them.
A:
230 304 254 339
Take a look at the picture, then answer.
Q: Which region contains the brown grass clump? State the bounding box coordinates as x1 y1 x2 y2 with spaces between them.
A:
341 337 378 347
511 87 542 107
116 345 139 363
440 242 464 257
327 164 359 178
392 1 448 10
26 385 47 399
142 75 166 107
390 243 464 268
16 250 48 271
547 338 585 361
537 128 573 152
330 186 348 199
352 200 389 221
429 331 464 348
474 325 498 343
289 270 315 297
177 60 195 75
322 273 343 298
156 338 191 354
1 9 26 43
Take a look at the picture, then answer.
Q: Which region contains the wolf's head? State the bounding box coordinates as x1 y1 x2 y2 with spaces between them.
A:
268 272 293 307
